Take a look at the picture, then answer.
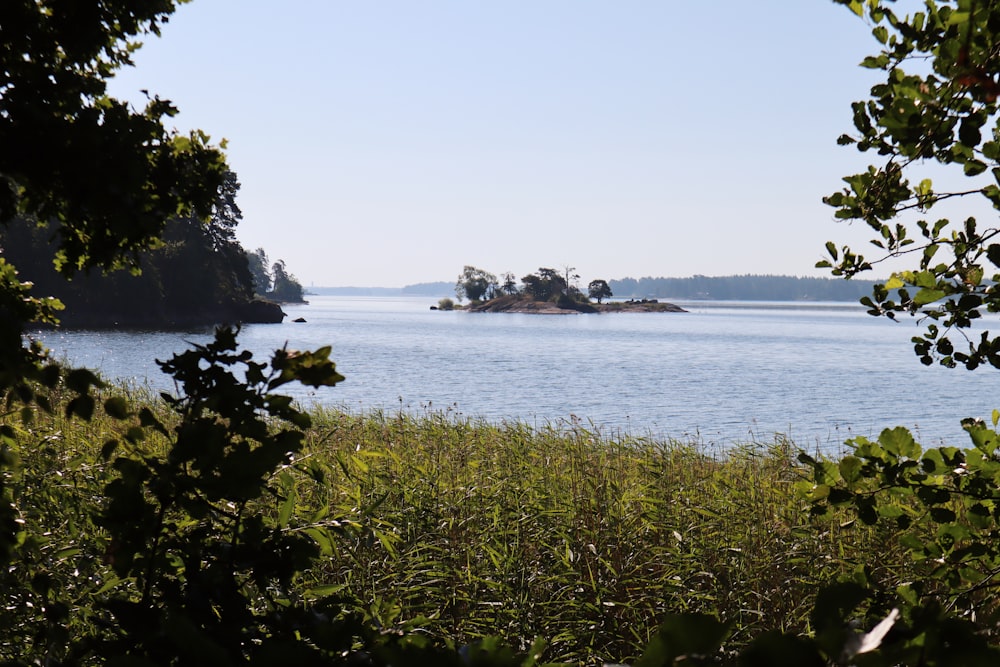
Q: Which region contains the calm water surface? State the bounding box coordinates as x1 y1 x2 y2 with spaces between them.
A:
32 296 1000 451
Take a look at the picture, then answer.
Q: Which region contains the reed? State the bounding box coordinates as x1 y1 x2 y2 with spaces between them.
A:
3 389 907 665
298 407 904 664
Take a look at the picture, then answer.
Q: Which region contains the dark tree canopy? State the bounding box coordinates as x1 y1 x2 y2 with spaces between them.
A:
521 268 567 301
0 171 261 326
0 0 229 405
588 279 613 304
247 247 272 295
0 0 227 274
455 265 497 302
269 258 305 303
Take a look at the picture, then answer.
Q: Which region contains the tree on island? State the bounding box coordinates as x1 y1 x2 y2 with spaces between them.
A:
500 271 519 295
455 265 613 305
521 267 567 301
455 264 497 302
588 279 613 304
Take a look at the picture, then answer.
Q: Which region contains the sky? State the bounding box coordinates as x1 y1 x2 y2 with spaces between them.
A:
106 1 892 288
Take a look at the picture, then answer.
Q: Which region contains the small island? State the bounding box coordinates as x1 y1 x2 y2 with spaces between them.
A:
437 265 686 314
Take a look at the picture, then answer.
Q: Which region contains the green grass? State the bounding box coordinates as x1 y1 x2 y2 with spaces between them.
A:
2 389 909 665
297 408 903 664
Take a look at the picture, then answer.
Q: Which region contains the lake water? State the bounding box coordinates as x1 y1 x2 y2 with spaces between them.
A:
30 295 1000 452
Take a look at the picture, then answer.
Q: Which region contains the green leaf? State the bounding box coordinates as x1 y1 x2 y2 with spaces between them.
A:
964 159 988 176
104 396 130 419
930 507 957 523
914 270 936 288
101 439 120 460
65 368 105 393
879 427 921 458
988 244 1000 268
636 613 731 666
885 274 904 290
277 485 297 529
913 288 946 306
65 395 95 421
839 456 863 485
947 10 971 26
959 117 982 147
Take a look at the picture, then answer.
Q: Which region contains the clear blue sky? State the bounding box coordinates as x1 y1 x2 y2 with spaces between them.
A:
108 1 886 288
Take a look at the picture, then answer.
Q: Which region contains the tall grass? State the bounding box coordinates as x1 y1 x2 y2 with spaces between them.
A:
2 388 908 665
300 408 904 664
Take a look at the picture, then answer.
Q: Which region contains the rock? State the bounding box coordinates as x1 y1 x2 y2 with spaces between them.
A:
238 299 286 324
293 317 307 323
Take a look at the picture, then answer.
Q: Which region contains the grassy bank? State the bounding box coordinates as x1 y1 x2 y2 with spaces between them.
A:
3 388 909 665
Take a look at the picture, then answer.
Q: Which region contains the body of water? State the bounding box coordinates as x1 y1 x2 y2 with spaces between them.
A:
31 295 1000 451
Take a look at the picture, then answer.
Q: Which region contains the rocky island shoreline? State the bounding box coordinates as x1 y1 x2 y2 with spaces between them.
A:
454 294 686 314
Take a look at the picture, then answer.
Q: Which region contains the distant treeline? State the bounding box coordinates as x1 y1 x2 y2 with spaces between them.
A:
315 276 876 302
608 275 877 302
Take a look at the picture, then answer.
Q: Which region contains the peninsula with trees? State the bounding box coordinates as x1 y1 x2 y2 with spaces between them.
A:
1 172 306 328
444 265 686 313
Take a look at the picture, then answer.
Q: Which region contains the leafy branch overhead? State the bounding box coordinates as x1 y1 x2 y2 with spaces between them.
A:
821 0 1000 369
0 1 228 274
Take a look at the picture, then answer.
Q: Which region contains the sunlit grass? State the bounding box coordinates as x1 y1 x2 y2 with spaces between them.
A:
3 386 909 666
298 407 904 664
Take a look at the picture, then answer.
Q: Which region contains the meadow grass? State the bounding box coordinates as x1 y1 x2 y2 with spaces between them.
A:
3 388 909 665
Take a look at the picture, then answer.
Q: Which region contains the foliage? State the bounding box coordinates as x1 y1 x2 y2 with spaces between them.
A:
437 297 456 310
819 0 1000 369
800 415 1000 624
247 247 272 296
0 0 227 274
521 268 568 302
587 279 613 304
456 265 498 302
1 172 257 327
5 328 349 664
269 258 306 303
501 272 519 295
793 420 1000 665
0 0 226 573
